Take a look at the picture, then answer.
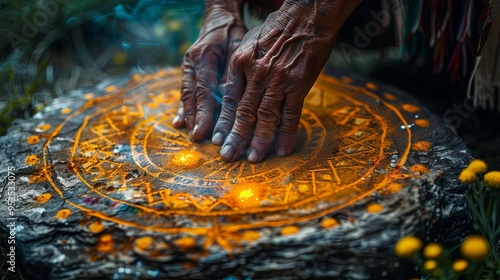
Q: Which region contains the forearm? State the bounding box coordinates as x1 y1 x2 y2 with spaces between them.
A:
204 0 245 21
201 0 246 34
279 0 363 43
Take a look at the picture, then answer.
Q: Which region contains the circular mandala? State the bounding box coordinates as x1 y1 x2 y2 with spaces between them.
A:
42 69 411 235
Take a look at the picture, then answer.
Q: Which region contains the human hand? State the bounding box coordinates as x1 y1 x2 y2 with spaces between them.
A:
211 2 344 163
173 0 246 140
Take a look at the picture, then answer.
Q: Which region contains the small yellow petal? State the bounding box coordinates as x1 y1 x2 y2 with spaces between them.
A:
423 260 438 271
468 159 488 174
458 169 476 184
394 236 422 258
423 242 443 259
460 235 490 261
484 171 500 189
452 259 468 272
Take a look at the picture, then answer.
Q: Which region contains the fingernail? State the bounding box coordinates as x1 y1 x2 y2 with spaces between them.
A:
220 145 235 160
192 124 199 138
212 132 225 145
247 149 260 163
277 146 288 157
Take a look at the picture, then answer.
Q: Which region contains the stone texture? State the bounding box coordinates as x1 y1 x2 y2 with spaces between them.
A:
0 67 472 279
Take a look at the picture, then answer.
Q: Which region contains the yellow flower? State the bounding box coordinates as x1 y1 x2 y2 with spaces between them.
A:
423 260 438 271
452 259 468 272
467 159 488 174
458 169 476 184
460 235 490 261
423 242 443 259
484 171 500 189
395 236 422 258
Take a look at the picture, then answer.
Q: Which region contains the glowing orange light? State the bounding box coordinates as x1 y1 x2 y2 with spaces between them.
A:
229 183 265 208
170 150 202 167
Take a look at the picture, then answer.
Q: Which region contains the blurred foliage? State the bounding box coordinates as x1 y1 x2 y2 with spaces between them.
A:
0 0 204 134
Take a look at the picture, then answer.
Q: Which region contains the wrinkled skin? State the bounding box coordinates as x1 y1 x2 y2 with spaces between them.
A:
173 3 246 139
174 0 361 163
212 8 338 163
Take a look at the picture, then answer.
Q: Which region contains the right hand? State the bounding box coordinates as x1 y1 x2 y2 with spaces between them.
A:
173 2 247 141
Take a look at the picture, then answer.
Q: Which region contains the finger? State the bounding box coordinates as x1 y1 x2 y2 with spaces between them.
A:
274 95 305 157
212 59 246 146
219 25 246 86
220 76 265 162
173 101 185 128
247 87 285 163
191 52 220 141
180 56 197 132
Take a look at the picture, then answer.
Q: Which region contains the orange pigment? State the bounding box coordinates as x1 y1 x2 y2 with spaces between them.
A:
383 93 397 100
320 217 339 229
385 183 403 193
366 203 384 213
229 183 266 209
135 236 153 251
60 108 72 114
242 230 260 241
105 85 117 93
36 193 51 203
97 234 114 252
182 262 196 270
412 141 432 152
56 209 71 219
402 104 420 113
409 164 429 174
365 82 378 91
174 236 197 250
170 150 202 168
25 154 40 165
341 76 353 83
36 124 51 132
26 135 40 144
414 119 430 127
281 226 300 236
89 222 105 233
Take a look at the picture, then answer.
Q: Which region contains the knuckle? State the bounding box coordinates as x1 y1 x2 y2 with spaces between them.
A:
257 106 280 124
253 128 274 144
235 105 257 125
221 95 239 113
229 127 251 145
